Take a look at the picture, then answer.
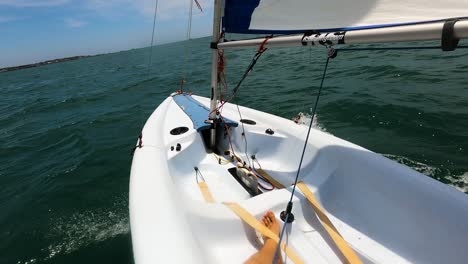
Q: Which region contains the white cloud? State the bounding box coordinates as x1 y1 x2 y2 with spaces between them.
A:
0 0 212 21
65 18 87 28
0 0 69 7
138 0 211 20
82 0 211 20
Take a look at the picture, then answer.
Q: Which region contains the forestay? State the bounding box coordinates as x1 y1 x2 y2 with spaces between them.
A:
223 0 468 34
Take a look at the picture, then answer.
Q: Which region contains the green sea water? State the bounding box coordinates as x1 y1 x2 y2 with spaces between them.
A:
1 36 467 264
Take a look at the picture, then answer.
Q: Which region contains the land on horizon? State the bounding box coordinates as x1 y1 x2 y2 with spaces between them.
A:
0 37 206 74
0 55 99 74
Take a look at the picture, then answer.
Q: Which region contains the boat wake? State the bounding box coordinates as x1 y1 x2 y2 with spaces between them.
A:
446 172 468 194
383 154 468 194
293 113 467 194
43 195 129 261
293 112 326 132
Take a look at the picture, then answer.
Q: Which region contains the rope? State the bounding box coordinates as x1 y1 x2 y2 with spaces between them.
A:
214 38 271 170
216 37 271 169
186 0 193 40
236 102 251 168
135 0 158 157
180 0 195 91
213 153 233 165
194 0 203 12
147 0 159 73
218 32 228 102
273 48 335 263
210 37 269 115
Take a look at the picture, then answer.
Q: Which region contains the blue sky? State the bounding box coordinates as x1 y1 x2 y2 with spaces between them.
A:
0 0 213 67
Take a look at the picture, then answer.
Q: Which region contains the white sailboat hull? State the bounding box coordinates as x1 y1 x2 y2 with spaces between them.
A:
130 94 468 264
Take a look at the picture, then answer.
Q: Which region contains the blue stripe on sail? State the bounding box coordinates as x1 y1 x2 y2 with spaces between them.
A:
223 0 262 34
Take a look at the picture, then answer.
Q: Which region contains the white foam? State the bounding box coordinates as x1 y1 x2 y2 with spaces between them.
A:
446 172 468 193
383 154 438 177
16 258 37 264
43 196 129 260
293 112 327 132
383 154 467 194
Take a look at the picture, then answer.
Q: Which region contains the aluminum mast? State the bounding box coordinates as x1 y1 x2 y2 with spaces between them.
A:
208 0 223 149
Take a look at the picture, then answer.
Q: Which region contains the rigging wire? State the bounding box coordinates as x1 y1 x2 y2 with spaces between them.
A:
236 102 251 168
273 48 335 263
132 0 158 156
147 0 159 73
181 0 203 91
210 41 269 115
181 0 195 91
186 0 193 40
214 37 270 169
251 158 275 191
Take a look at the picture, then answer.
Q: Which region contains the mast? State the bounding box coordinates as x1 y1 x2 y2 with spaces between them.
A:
209 0 223 149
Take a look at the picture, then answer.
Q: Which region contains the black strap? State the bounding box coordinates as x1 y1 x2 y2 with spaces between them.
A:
441 19 459 51
301 30 319 46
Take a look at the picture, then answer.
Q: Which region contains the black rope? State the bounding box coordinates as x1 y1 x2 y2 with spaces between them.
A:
273 48 335 263
213 47 269 166
229 41 271 168
230 49 268 101
215 48 268 112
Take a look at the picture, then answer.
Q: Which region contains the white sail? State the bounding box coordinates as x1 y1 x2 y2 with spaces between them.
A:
223 0 468 34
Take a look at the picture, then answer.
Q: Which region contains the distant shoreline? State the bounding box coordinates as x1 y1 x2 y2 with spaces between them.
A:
0 55 97 73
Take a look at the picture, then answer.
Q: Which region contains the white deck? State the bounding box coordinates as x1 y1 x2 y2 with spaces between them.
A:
130 94 468 264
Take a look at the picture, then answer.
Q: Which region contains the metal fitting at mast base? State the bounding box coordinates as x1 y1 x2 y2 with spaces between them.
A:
204 118 217 150
209 124 217 150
